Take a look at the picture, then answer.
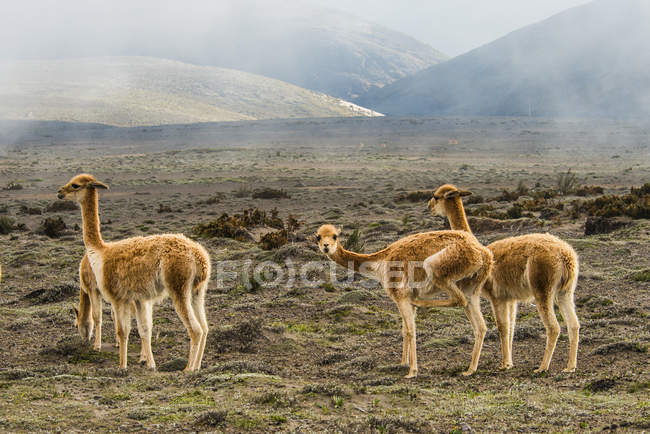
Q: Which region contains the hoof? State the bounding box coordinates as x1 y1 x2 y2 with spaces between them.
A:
404 371 417 379
93 345 102 352
562 367 576 373
499 364 513 371
533 367 548 374
461 369 476 377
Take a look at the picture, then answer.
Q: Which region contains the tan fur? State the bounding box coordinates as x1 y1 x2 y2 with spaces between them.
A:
317 224 493 378
60 174 211 371
430 184 580 373
74 256 147 358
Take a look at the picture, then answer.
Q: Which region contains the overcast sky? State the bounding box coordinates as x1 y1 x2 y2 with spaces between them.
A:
311 0 591 56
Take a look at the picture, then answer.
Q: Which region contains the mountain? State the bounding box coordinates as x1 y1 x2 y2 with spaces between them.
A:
0 0 447 100
357 0 650 119
0 57 382 127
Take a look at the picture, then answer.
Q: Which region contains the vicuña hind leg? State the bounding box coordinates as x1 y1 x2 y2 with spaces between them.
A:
557 290 580 373
171 288 204 372
462 293 487 376
534 294 560 373
400 317 409 366
190 285 209 371
134 300 156 369
507 301 518 367
395 297 418 378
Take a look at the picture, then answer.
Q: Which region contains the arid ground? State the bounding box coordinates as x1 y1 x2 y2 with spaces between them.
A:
0 117 648 432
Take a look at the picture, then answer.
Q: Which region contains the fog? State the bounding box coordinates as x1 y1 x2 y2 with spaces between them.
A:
1 0 649 123
311 0 591 56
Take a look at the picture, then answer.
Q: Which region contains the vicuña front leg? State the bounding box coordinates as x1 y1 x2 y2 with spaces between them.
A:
490 298 513 370
89 291 103 351
462 294 487 376
134 300 156 370
534 295 560 373
114 304 132 370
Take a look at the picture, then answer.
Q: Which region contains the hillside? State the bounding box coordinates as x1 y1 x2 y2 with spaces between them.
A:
0 0 447 100
357 0 650 118
0 57 382 127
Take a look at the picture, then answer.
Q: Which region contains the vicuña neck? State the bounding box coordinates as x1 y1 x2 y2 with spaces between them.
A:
329 242 380 272
446 198 472 233
80 189 105 250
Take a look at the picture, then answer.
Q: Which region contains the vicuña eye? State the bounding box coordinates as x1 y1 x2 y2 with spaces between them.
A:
71 184 80 189
316 235 321 241
333 234 337 240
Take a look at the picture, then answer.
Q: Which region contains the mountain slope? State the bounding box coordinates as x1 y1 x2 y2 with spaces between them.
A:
357 0 650 118
0 0 447 100
0 57 382 127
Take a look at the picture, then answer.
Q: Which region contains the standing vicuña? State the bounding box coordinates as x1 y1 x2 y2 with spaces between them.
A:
317 224 493 378
59 174 211 371
429 184 580 372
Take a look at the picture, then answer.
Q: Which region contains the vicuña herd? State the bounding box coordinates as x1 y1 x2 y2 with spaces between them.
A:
7 173 579 377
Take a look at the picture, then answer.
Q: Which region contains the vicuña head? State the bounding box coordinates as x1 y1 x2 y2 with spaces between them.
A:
428 184 471 217
57 173 108 201
428 184 473 233
316 224 341 255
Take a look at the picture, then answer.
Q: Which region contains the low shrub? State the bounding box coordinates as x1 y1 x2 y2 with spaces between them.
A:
37 216 67 238
260 229 288 250
252 188 290 199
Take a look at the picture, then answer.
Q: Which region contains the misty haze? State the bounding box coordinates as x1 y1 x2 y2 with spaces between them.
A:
0 0 648 432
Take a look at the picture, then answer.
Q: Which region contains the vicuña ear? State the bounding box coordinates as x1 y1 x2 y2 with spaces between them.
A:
444 190 460 199
90 181 109 190
459 189 472 197
335 226 342 235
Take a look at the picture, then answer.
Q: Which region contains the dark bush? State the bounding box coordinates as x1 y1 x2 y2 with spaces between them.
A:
37 216 67 238
539 208 560 220
252 188 290 199
0 216 16 234
157 203 174 213
506 204 523 219
158 358 187 372
584 216 628 235
260 229 288 250
20 205 42 215
24 282 78 304
4 182 23 191
574 186 650 219
575 185 605 196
